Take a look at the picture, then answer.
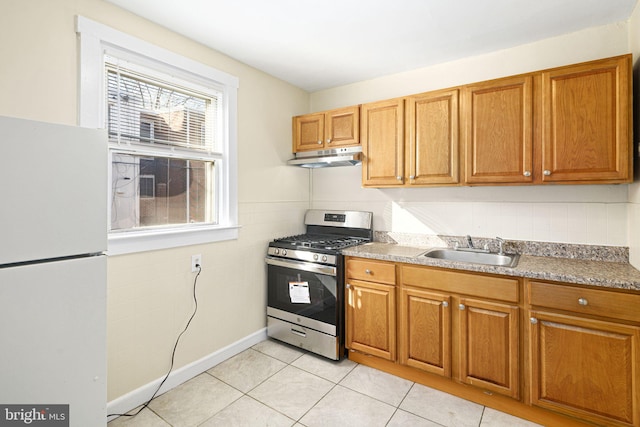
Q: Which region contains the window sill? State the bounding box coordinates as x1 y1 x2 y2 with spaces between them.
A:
107 224 240 256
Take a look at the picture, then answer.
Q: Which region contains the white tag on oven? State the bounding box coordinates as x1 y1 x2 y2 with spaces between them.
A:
289 281 311 304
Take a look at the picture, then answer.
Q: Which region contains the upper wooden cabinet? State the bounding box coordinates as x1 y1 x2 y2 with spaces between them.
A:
540 55 632 183
406 89 460 185
361 90 460 187
462 55 632 185
292 106 359 152
355 54 632 187
462 75 533 184
361 98 405 186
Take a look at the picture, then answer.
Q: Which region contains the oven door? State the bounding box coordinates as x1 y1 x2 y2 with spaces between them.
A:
265 256 338 335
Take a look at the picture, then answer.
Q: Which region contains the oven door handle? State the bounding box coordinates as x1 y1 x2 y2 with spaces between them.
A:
265 256 337 276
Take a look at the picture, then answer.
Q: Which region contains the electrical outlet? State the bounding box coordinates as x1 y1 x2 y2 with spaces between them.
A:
191 254 202 272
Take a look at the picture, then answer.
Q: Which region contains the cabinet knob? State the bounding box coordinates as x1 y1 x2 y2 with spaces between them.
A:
578 298 588 306
317 140 322 145
326 138 331 143
346 283 351 289
396 176 402 181
543 170 551 176
442 301 449 308
523 170 531 177
458 304 465 310
365 269 371 275
530 317 538 324
409 175 415 179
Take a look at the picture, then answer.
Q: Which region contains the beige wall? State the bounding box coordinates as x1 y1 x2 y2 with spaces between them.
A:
309 21 633 252
628 2 640 268
1 0 310 401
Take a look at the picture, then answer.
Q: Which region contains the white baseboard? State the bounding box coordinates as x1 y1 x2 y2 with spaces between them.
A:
106 328 267 421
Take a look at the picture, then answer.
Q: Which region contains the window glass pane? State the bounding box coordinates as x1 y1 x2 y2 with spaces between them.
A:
139 175 155 198
111 153 215 231
106 66 215 151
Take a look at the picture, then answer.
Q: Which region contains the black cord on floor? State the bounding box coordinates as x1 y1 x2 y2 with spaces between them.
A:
107 265 202 419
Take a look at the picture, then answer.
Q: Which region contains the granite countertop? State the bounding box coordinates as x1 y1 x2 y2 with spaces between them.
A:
342 242 640 292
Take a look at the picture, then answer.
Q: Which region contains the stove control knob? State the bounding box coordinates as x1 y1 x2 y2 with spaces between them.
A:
282 249 287 256
322 255 328 262
313 254 319 261
274 249 280 255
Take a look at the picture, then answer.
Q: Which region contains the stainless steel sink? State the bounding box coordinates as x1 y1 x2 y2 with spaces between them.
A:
421 248 520 268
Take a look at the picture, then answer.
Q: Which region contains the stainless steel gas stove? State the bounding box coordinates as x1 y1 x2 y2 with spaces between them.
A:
265 210 373 360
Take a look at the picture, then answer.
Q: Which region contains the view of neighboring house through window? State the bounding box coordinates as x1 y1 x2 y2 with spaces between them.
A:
106 56 221 231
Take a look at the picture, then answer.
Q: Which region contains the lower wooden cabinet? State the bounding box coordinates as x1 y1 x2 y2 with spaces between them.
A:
345 280 396 361
345 257 640 426
529 309 640 426
458 297 519 398
345 258 397 361
398 265 520 399
398 287 451 376
527 280 640 426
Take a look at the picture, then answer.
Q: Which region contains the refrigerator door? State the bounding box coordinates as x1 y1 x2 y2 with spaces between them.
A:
0 116 107 264
0 256 107 426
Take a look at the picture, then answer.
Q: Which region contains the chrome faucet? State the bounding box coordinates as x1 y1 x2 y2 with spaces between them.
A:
456 235 489 253
496 237 505 255
466 235 474 249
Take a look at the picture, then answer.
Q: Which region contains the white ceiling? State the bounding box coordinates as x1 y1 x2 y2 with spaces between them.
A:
106 0 638 92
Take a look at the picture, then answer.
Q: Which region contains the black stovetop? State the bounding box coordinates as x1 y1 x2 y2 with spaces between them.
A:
270 233 370 252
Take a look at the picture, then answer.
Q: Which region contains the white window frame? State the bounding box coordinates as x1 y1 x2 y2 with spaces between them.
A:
76 16 239 255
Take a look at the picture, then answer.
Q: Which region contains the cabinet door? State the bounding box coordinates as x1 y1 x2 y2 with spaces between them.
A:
462 75 533 184
541 55 631 183
529 310 640 426
399 287 451 377
326 106 359 148
361 98 405 186
406 89 459 185
345 279 396 361
458 297 519 399
293 112 324 152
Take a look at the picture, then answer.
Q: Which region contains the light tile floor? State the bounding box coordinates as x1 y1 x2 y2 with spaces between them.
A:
108 339 542 427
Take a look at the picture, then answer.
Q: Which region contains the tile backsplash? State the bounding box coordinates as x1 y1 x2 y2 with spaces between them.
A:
313 200 627 248
385 201 627 246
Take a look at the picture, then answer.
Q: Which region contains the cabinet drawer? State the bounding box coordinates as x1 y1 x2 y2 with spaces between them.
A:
401 265 519 302
346 258 396 284
528 281 640 323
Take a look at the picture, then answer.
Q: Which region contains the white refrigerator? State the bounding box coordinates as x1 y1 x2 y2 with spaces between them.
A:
0 116 107 426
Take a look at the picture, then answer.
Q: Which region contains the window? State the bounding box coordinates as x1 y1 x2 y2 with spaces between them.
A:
77 17 239 254
106 57 218 231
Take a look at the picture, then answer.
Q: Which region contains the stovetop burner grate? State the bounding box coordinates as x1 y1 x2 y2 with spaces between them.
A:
273 234 369 251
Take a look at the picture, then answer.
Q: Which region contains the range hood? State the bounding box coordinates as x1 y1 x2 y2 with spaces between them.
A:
287 146 362 168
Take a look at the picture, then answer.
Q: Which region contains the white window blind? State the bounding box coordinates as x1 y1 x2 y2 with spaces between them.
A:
105 57 219 152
